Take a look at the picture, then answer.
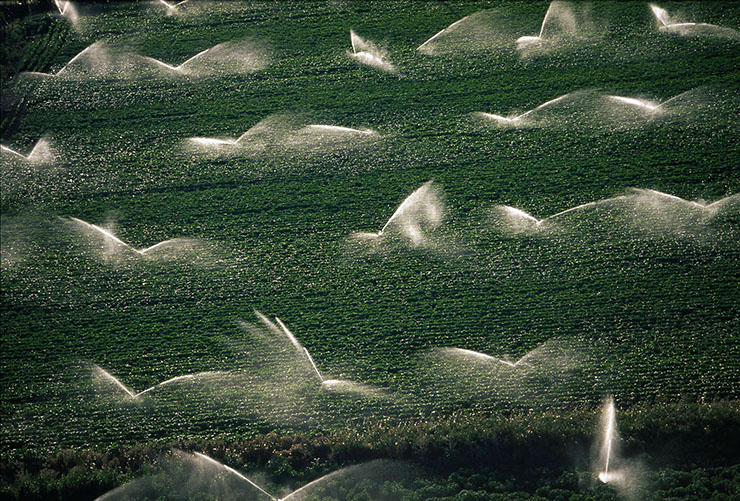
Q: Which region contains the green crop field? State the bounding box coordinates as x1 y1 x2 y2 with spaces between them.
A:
1 1 739 499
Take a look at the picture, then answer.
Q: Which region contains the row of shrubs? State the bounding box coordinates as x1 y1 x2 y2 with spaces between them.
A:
1 400 738 499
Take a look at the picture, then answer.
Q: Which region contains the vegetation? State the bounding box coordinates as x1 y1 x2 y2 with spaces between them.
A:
1 1 738 499
2 401 738 499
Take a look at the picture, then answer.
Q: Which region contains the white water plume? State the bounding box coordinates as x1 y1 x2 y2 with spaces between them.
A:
96 452 416 501
188 115 376 154
278 460 418 500
417 15 471 54
229 315 395 429
493 192 634 232
287 123 379 150
156 0 189 11
252 311 384 396
54 0 80 29
142 47 212 74
298 345 378 394
20 40 266 80
187 114 293 151
188 125 262 147
352 181 444 247
65 217 200 260
650 4 740 39
609 86 736 124
20 42 110 78
605 89 700 118
95 449 273 500
150 0 247 18
348 29 395 73
517 1 577 49
493 188 739 235
416 9 533 55
631 189 737 213
251 316 331 389
0 138 55 164
608 95 662 112
474 88 717 128
142 40 269 76
438 347 538 368
597 396 619 484
292 124 376 140
255 311 301 349
475 93 572 126
516 1 598 55
92 364 224 400
591 399 648 499
305 124 374 136
191 452 275 500
189 454 417 501
422 338 605 410
627 188 739 234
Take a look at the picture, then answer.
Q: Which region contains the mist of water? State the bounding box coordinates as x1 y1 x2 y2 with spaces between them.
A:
280 459 419 500
0 217 31 272
54 0 80 29
1 138 55 164
473 87 728 129
597 396 619 484
352 181 444 247
92 364 227 400
348 29 395 73
437 347 538 368
21 42 113 78
287 123 379 150
417 15 471 54
591 397 649 499
142 39 270 76
492 192 635 233
65 216 205 262
153 0 247 18
420 338 606 411
157 0 189 12
224 316 397 430
627 188 740 236
20 38 268 81
188 114 377 155
95 449 274 500
516 1 599 56
191 452 276 499
188 114 297 152
603 88 705 121
417 9 533 55
96 451 418 501
650 4 740 39
251 311 385 396
475 93 574 127
491 187 739 236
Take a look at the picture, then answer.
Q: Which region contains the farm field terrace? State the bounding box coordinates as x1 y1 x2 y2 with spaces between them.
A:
1 1 739 499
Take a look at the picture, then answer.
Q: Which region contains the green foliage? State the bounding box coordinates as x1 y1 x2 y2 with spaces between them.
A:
1 402 738 499
1 1 739 499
